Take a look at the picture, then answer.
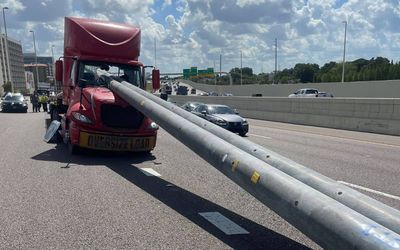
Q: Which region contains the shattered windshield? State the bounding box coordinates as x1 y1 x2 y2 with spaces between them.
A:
79 61 141 87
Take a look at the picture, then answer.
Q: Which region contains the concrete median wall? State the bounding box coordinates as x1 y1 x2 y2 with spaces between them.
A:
169 96 400 136
179 79 400 98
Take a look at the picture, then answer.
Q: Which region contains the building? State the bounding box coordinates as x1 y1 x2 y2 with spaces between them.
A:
23 53 54 83
0 34 25 94
25 71 34 93
24 63 49 84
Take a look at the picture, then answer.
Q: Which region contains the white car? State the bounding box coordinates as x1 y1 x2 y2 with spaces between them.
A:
288 88 319 97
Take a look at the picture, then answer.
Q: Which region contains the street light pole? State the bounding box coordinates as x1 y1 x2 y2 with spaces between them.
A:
213 60 216 85
30 30 39 91
274 38 277 84
2 6 13 93
51 44 55 92
154 38 156 68
219 53 222 78
341 21 347 83
240 50 242 85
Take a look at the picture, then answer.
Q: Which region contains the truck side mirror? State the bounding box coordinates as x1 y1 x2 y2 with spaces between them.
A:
55 60 63 82
152 69 160 90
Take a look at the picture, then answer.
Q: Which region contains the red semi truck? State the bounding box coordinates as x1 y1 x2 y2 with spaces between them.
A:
51 17 160 153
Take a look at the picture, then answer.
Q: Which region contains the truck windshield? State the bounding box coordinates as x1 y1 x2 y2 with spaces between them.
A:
78 61 141 87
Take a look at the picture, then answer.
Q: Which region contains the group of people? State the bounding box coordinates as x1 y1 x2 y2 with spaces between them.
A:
30 91 49 112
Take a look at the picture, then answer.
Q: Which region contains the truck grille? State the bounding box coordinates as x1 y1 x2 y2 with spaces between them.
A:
101 104 144 129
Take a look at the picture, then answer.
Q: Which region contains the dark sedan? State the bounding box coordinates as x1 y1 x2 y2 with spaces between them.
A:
1 94 28 113
192 104 248 136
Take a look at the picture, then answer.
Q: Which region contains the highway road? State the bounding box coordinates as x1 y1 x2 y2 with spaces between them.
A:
1 109 399 249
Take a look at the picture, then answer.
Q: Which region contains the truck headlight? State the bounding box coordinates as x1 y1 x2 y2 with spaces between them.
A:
147 122 159 131
72 112 93 124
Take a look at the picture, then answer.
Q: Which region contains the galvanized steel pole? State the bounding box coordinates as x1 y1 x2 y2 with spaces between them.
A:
342 21 347 83
110 80 400 249
123 82 400 235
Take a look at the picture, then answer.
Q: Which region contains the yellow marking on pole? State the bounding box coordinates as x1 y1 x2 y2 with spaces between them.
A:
251 171 260 184
231 160 240 172
140 100 145 106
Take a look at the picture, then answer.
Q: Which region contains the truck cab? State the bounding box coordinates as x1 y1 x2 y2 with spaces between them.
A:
52 17 160 153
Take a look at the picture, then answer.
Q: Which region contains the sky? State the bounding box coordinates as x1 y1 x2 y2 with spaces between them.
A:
0 0 399 74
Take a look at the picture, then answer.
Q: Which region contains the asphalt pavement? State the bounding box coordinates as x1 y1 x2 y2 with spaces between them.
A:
1 109 399 249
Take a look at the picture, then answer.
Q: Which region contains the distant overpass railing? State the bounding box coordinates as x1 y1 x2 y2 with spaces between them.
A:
109 79 400 249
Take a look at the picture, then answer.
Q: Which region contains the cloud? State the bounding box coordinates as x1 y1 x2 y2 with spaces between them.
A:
0 0 25 14
3 0 400 74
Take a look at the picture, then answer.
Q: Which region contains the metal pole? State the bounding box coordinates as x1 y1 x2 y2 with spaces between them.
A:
30 30 39 91
213 60 216 85
51 45 55 92
2 7 12 93
274 38 277 84
219 53 222 78
154 38 156 68
240 50 242 85
110 80 400 249
341 21 347 83
129 83 400 235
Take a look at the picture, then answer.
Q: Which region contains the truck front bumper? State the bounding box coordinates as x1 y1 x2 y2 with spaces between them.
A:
69 122 157 152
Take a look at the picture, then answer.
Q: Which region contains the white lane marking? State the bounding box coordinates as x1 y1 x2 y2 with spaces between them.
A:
199 212 249 235
338 181 400 201
139 168 161 177
247 133 272 140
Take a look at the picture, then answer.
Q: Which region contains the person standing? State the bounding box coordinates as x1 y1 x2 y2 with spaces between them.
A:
42 94 49 112
39 94 48 112
31 92 39 112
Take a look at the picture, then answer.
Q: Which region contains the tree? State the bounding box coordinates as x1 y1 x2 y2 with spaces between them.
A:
294 63 319 83
3 82 11 92
242 67 253 76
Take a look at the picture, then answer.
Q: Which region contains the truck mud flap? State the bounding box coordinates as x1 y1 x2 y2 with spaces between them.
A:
44 120 61 143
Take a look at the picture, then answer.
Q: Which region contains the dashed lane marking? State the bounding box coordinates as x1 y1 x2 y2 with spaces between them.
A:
139 168 162 177
199 212 249 235
247 133 272 140
338 181 400 201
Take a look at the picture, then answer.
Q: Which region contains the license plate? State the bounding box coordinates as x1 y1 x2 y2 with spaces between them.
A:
79 132 155 151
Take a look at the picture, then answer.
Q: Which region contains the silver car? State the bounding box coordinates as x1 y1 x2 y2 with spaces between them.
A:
192 104 249 136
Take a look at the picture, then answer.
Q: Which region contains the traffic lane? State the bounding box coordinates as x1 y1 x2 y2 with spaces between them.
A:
0 113 229 249
247 118 400 147
0 112 316 249
245 119 400 210
32 145 312 250
151 129 319 249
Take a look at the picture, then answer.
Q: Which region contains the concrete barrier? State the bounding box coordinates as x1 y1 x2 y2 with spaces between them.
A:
180 79 400 98
169 96 400 136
